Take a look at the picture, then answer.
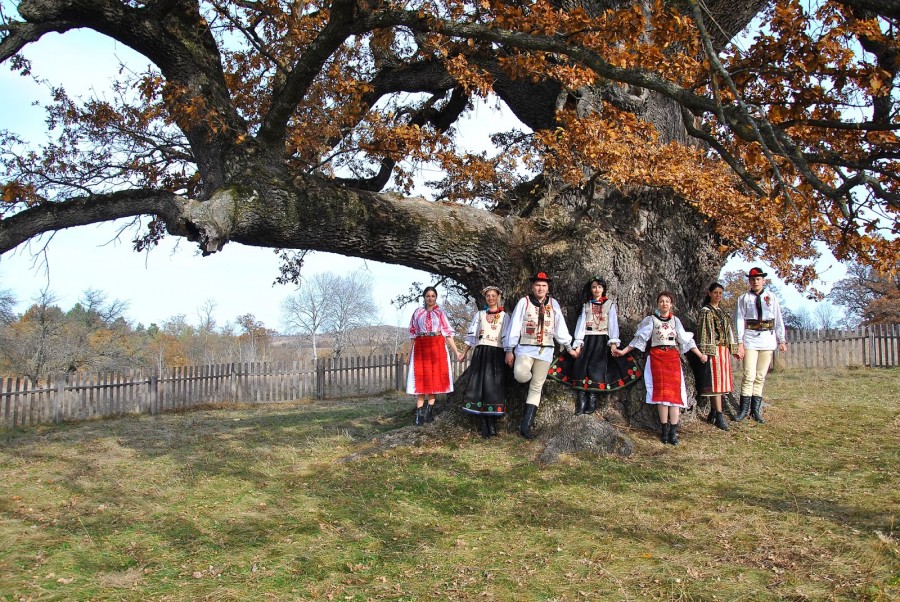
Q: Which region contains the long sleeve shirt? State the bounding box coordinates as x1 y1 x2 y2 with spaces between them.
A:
627 314 697 354
733 289 786 350
408 305 454 338
696 305 739 355
504 296 572 363
572 299 621 348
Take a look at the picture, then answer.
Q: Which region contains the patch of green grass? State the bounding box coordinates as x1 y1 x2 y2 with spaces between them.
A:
1 371 898 600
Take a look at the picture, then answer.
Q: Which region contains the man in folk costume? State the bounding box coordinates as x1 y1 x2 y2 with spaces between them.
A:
504 272 576 439
733 267 787 423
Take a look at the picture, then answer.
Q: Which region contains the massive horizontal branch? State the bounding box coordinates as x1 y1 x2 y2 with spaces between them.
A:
0 189 183 253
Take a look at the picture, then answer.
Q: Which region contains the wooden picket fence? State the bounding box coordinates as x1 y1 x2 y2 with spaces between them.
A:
782 323 899 370
1 354 472 430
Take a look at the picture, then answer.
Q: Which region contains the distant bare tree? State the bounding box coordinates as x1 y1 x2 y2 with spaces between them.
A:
330 271 379 358
814 303 841 330
281 271 337 360
0 286 16 325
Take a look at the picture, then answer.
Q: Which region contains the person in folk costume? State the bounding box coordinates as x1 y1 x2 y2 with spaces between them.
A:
733 267 787 423
406 286 463 426
460 285 509 438
695 282 740 431
547 276 642 414
614 291 708 445
504 271 576 440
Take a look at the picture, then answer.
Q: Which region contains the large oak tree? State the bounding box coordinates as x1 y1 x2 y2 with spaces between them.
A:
1 0 896 446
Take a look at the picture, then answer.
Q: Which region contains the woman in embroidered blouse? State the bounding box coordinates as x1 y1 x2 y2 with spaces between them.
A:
614 291 707 446
548 276 642 414
460 286 508 438
695 283 739 431
406 286 462 426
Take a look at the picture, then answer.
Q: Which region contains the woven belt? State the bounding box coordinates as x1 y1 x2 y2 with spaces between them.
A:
745 320 774 331
417 332 442 337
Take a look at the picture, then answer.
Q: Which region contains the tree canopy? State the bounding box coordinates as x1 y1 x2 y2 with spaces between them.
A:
0 0 897 293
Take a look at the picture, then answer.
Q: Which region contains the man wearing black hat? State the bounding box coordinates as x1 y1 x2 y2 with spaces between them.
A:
504 272 575 439
733 267 787 423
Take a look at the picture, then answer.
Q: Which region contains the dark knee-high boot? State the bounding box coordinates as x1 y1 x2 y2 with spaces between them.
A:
706 405 716 423
714 411 730 431
574 391 587 415
520 404 538 440
425 404 435 423
480 416 491 438
668 422 680 446
488 416 499 437
750 396 765 423
735 395 751 421
584 392 597 414
660 422 670 444
414 406 424 426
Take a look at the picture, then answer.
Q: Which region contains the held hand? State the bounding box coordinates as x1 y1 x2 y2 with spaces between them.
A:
569 347 579 357
611 348 622 358
456 351 465 362
736 343 745 361
505 351 514 367
700 353 708 364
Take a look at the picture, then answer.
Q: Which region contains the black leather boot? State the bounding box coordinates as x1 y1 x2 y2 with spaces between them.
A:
668 422 680 446
750 396 765 423
425 404 435 423
706 406 716 423
414 407 424 426
735 395 751 421
574 391 587 415
714 411 730 431
584 392 597 414
480 416 491 438
488 416 499 437
519 404 538 440
660 422 670 444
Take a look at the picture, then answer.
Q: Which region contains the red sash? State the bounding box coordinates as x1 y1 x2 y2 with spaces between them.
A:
413 335 451 394
649 347 684 405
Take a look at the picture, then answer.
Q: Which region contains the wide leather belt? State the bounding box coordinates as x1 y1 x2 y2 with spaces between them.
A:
745 320 774 331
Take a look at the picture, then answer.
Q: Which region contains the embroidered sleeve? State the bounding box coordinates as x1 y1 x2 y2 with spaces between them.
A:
674 317 697 354
772 296 786 344
551 299 573 348
734 296 747 343
408 308 421 339
437 309 454 337
572 304 587 347
607 303 621 346
504 298 526 352
627 316 654 352
464 312 480 347
696 307 718 355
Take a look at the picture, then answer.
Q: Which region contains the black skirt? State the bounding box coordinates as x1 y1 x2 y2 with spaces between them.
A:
461 345 508 416
548 335 642 392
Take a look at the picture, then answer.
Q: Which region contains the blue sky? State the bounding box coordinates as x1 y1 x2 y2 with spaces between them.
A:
0 12 844 331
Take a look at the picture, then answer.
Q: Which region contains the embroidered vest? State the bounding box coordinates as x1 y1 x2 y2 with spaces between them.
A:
478 311 505 347
519 298 554 347
583 300 611 335
650 315 678 347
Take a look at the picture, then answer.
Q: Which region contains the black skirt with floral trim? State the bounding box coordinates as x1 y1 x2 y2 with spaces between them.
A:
461 345 508 416
547 334 641 392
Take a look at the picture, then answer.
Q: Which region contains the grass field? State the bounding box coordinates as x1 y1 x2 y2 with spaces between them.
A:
1 368 897 601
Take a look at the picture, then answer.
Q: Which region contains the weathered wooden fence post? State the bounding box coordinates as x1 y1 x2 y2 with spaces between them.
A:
53 374 64 424
149 369 159 416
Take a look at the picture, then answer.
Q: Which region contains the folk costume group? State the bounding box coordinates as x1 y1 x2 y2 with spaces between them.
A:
406 267 786 446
